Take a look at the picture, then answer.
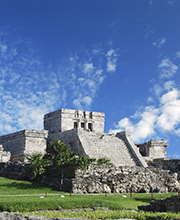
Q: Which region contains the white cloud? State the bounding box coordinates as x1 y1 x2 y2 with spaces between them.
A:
110 106 158 142
92 48 104 56
106 49 115 57
106 49 118 72
158 58 178 78
83 63 94 74
0 32 66 134
164 80 175 91
96 69 103 75
152 37 166 48
0 43 7 53
147 96 154 103
73 95 92 110
175 128 180 136
160 88 178 104
0 29 120 135
110 78 180 143
168 1 174 5
157 89 180 131
153 84 163 96
176 51 180 58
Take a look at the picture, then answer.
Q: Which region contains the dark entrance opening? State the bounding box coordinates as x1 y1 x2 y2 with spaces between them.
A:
88 123 93 131
74 122 78 128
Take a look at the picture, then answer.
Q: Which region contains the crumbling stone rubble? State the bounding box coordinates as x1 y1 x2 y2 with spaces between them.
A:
138 195 180 213
71 164 180 194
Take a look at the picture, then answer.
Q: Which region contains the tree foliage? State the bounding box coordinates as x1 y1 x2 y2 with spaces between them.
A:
24 153 49 180
44 139 96 170
97 157 113 166
25 140 96 180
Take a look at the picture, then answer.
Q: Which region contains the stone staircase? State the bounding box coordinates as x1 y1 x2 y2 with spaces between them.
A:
77 129 142 167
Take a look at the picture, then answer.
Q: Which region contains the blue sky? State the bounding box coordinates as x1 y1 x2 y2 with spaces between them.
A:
0 0 180 158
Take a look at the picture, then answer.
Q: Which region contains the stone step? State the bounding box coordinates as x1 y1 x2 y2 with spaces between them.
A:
78 131 138 167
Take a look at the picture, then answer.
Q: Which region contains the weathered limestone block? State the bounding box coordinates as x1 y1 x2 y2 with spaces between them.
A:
51 129 147 167
26 216 50 220
137 140 168 159
1 161 180 194
72 165 180 194
0 212 24 220
0 130 48 162
0 212 93 220
0 145 11 162
152 158 180 174
44 108 105 136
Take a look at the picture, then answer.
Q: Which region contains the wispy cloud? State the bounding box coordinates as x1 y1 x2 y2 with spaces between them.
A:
73 95 93 110
152 84 163 96
167 0 175 5
158 58 178 78
110 56 180 144
176 51 180 58
82 63 94 74
0 29 119 135
144 25 154 39
106 49 118 72
108 20 120 29
152 37 166 48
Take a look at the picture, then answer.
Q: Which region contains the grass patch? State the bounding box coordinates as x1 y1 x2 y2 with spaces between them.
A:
0 190 177 212
0 177 63 195
20 210 180 220
0 177 180 219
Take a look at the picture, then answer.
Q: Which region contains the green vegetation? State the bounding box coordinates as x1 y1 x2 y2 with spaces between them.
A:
97 157 113 166
45 139 96 170
25 153 49 180
1 142 180 220
25 140 96 180
0 177 180 219
0 177 63 195
21 210 180 220
0 191 177 212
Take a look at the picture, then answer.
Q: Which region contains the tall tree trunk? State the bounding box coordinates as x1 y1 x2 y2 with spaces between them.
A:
60 170 64 191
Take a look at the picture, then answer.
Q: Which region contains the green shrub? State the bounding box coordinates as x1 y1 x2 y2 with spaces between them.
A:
24 140 96 180
97 157 113 165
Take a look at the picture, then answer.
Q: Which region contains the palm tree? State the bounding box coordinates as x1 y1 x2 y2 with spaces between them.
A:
25 153 49 180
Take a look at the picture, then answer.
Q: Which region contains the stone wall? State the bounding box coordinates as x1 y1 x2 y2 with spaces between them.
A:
44 108 105 139
138 195 180 213
0 145 11 162
0 108 169 165
0 212 92 220
151 158 180 174
0 130 48 162
137 140 168 159
1 162 180 194
0 161 26 179
71 164 180 194
53 129 147 167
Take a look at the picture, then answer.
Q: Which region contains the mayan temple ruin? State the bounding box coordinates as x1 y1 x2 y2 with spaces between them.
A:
0 108 168 166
